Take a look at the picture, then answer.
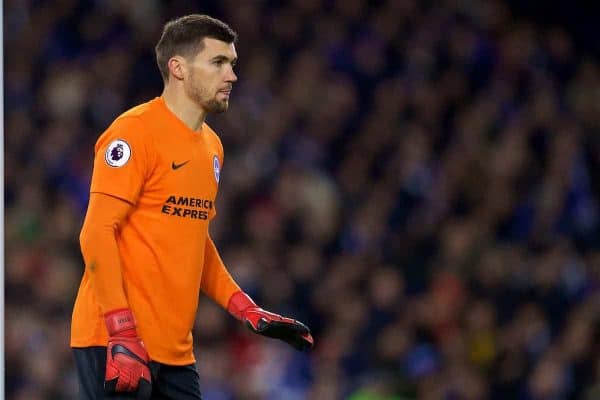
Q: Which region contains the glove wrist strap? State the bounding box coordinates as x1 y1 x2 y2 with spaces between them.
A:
105 308 137 336
227 291 258 321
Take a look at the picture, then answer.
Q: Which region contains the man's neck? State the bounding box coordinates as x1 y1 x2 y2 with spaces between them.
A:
161 85 206 131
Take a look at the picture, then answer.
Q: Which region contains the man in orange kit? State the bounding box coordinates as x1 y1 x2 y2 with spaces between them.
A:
71 14 314 400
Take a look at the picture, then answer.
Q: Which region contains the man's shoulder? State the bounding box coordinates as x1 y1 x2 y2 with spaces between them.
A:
103 98 164 136
118 97 160 122
95 99 161 150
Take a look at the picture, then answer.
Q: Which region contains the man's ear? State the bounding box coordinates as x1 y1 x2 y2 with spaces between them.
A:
167 56 186 81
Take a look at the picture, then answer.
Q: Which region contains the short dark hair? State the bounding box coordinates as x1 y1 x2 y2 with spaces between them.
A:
155 14 237 82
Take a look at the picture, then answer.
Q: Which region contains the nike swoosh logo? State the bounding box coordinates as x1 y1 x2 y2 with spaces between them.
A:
172 160 190 170
111 344 149 366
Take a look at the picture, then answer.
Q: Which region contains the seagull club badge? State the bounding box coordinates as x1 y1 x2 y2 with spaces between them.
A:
105 139 131 167
213 155 220 183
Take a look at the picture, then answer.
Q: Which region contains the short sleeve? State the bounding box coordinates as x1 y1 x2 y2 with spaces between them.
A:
90 116 153 204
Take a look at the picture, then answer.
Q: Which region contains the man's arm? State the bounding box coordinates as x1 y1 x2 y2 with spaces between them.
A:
200 235 241 308
79 192 132 311
79 192 151 397
201 235 314 351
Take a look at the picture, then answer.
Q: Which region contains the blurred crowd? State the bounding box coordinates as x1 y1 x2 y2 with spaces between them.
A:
5 0 600 399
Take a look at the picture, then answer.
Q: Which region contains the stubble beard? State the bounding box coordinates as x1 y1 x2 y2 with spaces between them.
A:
185 76 228 114
205 98 228 114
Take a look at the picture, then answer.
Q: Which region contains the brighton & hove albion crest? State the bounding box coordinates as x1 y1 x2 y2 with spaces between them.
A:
213 155 220 183
105 139 131 167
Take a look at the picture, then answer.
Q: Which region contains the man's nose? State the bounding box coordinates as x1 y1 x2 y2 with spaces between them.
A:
226 67 237 83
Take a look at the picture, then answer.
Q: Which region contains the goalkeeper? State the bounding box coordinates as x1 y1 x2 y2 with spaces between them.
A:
70 14 313 400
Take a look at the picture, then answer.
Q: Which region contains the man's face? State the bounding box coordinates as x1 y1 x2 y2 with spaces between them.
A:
184 38 238 113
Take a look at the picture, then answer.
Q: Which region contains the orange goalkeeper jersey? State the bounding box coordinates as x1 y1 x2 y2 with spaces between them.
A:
71 97 240 365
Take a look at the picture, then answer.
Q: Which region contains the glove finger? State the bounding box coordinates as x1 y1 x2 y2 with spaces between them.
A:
282 333 312 351
256 321 306 339
249 318 309 335
136 378 152 400
267 320 310 335
259 321 314 351
301 332 314 348
285 331 314 351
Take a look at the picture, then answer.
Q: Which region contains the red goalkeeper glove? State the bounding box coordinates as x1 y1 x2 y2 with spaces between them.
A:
104 308 152 399
227 291 314 351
